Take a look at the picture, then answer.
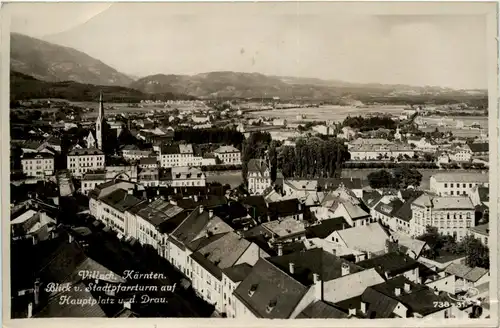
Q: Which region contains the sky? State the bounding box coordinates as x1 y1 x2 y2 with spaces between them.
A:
7 2 490 89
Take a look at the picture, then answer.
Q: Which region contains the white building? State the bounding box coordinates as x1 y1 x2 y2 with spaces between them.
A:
67 148 105 178
410 194 475 240
430 172 489 197
21 152 55 178
213 145 242 165
247 159 272 195
449 147 472 162
159 144 215 168
349 144 415 160
170 166 206 187
222 263 254 318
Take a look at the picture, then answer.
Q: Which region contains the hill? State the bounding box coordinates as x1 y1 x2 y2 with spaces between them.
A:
10 33 134 87
10 71 195 103
131 71 487 104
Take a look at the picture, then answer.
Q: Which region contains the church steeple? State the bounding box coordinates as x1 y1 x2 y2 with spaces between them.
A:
96 91 105 150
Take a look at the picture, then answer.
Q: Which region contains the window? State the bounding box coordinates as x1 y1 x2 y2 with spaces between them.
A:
450 183 454 188
463 183 466 188
444 183 448 188
451 191 454 195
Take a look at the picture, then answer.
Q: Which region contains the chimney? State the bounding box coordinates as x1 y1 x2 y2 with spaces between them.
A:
194 194 199 202
313 273 322 301
360 301 367 314
298 203 302 211
277 244 283 256
395 287 401 296
289 262 295 274
341 263 350 276
27 302 33 318
68 233 73 244
124 301 131 309
348 307 356 316
174 187 178 194
128 188 133 195
384 239 390 253
34 278 40 306
208 210 214 219
404 282 411 293
198 205 204 215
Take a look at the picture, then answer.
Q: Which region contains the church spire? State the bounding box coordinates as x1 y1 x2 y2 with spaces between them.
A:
96 91 105 150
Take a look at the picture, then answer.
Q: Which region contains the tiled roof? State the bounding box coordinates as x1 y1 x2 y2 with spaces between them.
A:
356 252 420 277
431 172 489 183
233 258 308 319
322 268 385 303
170 207 233 249
468 143 488 153
362 191 383 209
267 248 364 285
160 144 180 154
374 199 404 217
133 198 187 232
214 145 240 153
267 198 304 218
445 263 489 282
68 148 104 156
262 217 306 239
247 159 269 175
21 152 54 160
335 288 399 319
139 157 158 165
370 276 450 316
389 231 427 257
477 186 489 202
336 222 389 255
190 231 252 279
469 223 489 236
100 189 144 213
318 178 365 191
222 263 253 282
305 217 350 239
392 198 416 222
296 301 348 319
413 194 474 210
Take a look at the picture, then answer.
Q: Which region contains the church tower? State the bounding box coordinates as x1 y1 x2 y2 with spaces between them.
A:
96 92 105 150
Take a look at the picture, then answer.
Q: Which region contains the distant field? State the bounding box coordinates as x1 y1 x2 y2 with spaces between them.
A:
247 105 407 123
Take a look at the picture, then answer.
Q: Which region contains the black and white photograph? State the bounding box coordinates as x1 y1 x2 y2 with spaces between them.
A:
2 1 498 325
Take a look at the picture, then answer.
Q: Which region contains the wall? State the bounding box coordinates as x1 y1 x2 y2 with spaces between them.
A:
235 243 260 267
425 274 455 294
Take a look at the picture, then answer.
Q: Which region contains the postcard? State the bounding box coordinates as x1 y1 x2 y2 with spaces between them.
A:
1 1 498 327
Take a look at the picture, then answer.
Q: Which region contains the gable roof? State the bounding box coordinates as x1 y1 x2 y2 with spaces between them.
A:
267 248 364 285
356 252 420 277
100 189 144 213
468 143 488 153
296 301 348 319
222 263 254 282
305 217 351 239
169 207 233 250
233 258 308 318
247 159 269 175
444 263 489 282
190 231 252 280
322 268 385 303
334 288 400 319
68 148 104 156
336 223 389 255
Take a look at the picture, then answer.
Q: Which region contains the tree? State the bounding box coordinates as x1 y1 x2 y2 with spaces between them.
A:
367 170 394 189
416 226 441 259
457 235 489 269
393 167 423 188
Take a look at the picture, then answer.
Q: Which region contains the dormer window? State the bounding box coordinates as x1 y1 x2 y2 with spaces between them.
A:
248 283 258 297
266 299 277 313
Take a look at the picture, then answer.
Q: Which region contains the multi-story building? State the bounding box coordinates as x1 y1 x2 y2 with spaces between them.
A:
410 194 475 240
349 144 415 161
467 143 488 157
222 263 254 318
21 152 55 178
67 148 105 178
170 167 206 187
121 145 155 162
138 168 160 187
213 146 242 165
449 147 472 162
138 157 159 169
430 172 489 196
247 159 272 195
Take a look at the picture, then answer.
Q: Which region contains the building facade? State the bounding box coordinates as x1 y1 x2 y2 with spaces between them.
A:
67 148 105 178
213 146 242 165
21 152 55 178
430 172 489 197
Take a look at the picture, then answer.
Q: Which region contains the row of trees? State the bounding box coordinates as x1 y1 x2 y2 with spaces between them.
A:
367 167 423 189
276 137 350 179
173 128 245 148
342 115 397 131
417 226 489 269
344 161 439 169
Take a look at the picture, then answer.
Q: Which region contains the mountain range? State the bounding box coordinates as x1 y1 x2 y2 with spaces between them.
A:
10 33 487 102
